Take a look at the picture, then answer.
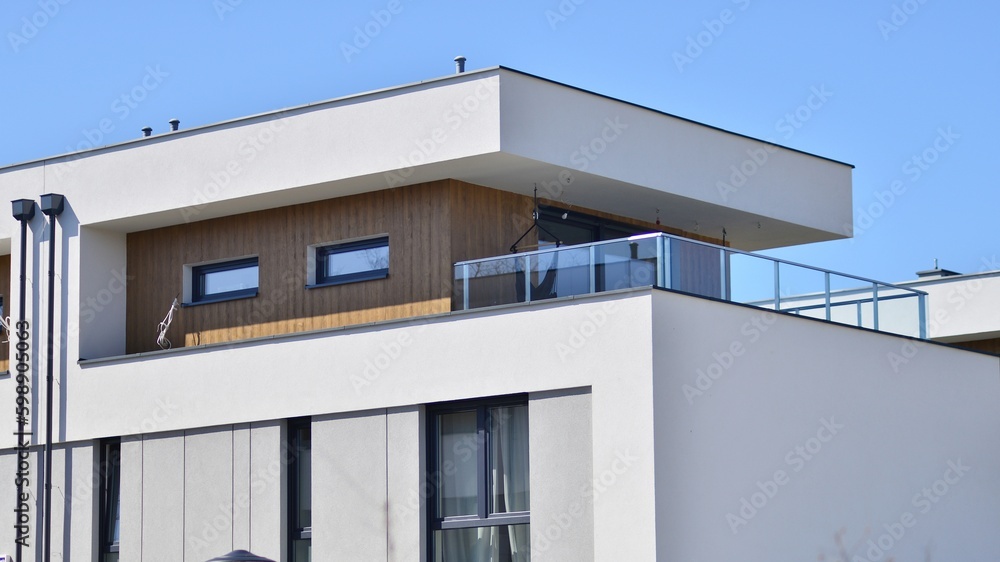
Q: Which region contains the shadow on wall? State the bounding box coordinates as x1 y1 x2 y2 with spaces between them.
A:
817 528 932 562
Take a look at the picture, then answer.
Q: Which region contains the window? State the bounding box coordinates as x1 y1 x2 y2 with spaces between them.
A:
537 205 650 248
191 257 259 303
428 397 530 562
99 440 121 562
314 237 389 286
289 420 311 562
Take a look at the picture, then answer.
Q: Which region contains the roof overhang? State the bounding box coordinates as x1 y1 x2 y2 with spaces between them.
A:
0 67 853 251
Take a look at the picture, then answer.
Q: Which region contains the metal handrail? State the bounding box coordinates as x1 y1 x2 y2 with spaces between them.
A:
454 231 928 298
454 232 928 337
455 232 662 266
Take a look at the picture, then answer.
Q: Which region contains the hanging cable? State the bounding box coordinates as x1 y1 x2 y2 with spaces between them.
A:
509 185 562 253
156 296 180 350
0 313 11 345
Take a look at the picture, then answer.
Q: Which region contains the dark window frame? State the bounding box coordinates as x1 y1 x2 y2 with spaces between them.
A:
99 439 121 562
426 395 530 560
190 257 259 304
288 418 312 562
312 237 389 287
537 205 651 245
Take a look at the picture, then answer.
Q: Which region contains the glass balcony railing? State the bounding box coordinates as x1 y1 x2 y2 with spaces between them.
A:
453 232 928 338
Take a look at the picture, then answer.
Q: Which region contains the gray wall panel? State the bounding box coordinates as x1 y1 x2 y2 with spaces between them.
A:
121 436 143 562
232 423 252 550
387 406 423 562
249 420 285 561
314 410 388 560
529 388 595 562
141 432 184 562
184 427 234 561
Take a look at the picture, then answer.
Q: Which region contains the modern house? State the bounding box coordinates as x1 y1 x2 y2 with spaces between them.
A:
0 66 997 562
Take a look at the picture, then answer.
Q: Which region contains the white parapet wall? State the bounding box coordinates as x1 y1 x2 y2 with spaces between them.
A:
651 288 1000 561
0 288 995 560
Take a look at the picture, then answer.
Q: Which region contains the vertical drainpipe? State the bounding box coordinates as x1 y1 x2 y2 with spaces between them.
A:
11 199 36 562
39 193 64 562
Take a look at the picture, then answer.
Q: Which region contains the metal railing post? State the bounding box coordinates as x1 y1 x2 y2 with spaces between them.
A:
773 261 781 311
656 235 665 288
872 283 879 331
721 249 730 301
589 245 596 294
462 264 469 310
663 237 672 289
918 292 927 339
824 272 831 321
524 255 532 303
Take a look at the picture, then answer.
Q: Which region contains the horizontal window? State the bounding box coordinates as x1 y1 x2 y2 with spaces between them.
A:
314 237 389 286
191 257 259 304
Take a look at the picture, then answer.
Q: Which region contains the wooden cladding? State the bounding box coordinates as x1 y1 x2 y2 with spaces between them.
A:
126 179 702 353
954 337 1000 356
125 180 532 353
0 254 9 372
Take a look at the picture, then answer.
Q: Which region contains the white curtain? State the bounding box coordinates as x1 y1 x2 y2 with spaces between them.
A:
494 405 530 562
439 411 480 561
437 406 530 561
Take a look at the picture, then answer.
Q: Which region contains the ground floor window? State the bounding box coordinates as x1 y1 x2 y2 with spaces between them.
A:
428 397 530 561
289 419 312 562
99 440 121 562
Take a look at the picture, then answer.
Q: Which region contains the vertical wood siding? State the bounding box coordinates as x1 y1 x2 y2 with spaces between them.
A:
126 180 711 353
0 254 9 371
127 181 455 353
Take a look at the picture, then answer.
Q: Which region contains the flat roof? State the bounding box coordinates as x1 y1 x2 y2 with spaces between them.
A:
0 65 853 173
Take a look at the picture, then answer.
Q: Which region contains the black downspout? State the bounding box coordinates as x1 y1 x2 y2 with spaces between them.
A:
11 199 35 562
39 193 64 562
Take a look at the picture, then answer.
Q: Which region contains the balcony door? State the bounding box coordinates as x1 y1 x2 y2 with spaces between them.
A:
535 207 656 295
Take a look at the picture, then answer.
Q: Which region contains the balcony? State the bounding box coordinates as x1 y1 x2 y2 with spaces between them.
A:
454 233 928 339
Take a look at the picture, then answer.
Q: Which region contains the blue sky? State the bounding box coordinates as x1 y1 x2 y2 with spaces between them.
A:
2 0 996 283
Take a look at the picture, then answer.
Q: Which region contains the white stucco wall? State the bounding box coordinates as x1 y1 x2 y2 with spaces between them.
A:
651 289 1000 561
0 288 996 559
0 73 503 236
498 71 853 249
0 291 658 560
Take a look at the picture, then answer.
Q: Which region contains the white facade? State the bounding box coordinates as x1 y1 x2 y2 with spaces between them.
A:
0 67 996 561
